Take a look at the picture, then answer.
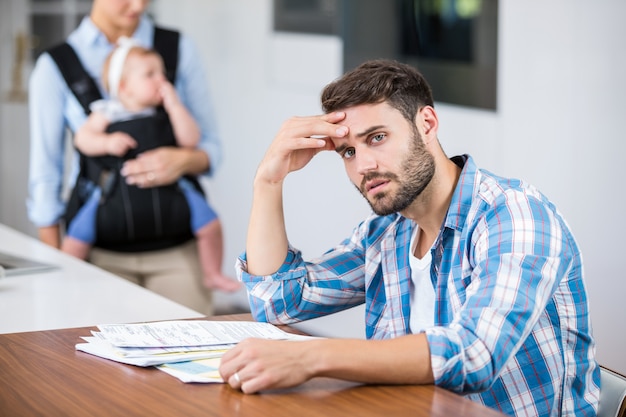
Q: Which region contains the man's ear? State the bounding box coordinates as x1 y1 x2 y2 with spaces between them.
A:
419 106 438 136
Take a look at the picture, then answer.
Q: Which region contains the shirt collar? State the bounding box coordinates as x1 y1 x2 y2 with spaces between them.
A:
444 154 477 232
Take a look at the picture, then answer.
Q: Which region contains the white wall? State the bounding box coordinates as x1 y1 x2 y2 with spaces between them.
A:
0 1 35 237
150 0 626 373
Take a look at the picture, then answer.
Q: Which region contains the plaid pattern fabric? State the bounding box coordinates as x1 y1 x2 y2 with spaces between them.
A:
237 155 600 416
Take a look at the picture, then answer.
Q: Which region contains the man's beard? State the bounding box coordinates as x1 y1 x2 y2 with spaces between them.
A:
356 130 435 216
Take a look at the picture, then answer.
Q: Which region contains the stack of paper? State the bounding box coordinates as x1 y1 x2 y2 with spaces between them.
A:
76 320 314 383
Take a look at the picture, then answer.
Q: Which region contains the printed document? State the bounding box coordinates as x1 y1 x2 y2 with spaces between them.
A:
75 320 317 383
94 320 298 347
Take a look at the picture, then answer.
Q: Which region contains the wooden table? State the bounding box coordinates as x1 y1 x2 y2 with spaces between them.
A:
0 314 508 417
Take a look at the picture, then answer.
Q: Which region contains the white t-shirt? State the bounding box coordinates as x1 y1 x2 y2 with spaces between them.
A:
409 227 435 334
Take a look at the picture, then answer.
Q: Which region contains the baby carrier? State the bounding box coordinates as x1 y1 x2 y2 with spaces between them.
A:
47 28 204 252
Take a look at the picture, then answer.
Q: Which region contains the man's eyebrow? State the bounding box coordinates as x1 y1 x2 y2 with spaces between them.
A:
334 125 386 154
356 125 385 138
334 142 348 154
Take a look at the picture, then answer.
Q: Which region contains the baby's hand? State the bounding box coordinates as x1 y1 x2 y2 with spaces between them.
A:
106 132 137 156
159 81 181 111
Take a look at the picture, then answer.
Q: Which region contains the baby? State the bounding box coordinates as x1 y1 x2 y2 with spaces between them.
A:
62 38 240 292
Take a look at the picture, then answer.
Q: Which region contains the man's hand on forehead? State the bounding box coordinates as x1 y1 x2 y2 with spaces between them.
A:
314 112 348 145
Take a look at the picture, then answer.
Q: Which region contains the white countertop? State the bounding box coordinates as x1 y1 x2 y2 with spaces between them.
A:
0 224 203 334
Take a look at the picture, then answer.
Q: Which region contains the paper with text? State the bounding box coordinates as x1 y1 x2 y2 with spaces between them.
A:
95 320 303 347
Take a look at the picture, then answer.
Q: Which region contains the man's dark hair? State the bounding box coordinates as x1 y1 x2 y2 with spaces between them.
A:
321 59 434 124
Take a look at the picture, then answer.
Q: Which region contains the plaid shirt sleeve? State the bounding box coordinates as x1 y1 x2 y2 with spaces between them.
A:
425 157 599 416
235 223 374 325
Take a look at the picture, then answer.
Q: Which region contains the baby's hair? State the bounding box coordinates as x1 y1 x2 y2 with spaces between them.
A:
102 46 163 94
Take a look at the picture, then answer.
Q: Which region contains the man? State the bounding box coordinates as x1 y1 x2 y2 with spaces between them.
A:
28 0 221 314
219 60 600 417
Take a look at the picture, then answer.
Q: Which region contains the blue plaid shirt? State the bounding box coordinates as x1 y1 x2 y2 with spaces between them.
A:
237 155 600 417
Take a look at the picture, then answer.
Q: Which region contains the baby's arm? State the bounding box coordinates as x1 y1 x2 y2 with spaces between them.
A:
75 112 137 157
160 81 201 148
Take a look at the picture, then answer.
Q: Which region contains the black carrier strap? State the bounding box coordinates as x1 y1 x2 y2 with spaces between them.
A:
153 27 179 84
47 43 102 114
47 26 180 114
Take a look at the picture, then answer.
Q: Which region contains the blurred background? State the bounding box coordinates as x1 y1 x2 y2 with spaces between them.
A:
0 0 624 373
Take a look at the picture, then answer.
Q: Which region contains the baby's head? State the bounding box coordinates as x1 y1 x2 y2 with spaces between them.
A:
103 40 166 110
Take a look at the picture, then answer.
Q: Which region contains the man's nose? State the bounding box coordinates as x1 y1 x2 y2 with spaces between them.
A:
356 148 377 175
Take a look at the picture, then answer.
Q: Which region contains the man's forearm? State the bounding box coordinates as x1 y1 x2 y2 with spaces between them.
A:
220 332 435 394
312 334 435 385
245 179 289 276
